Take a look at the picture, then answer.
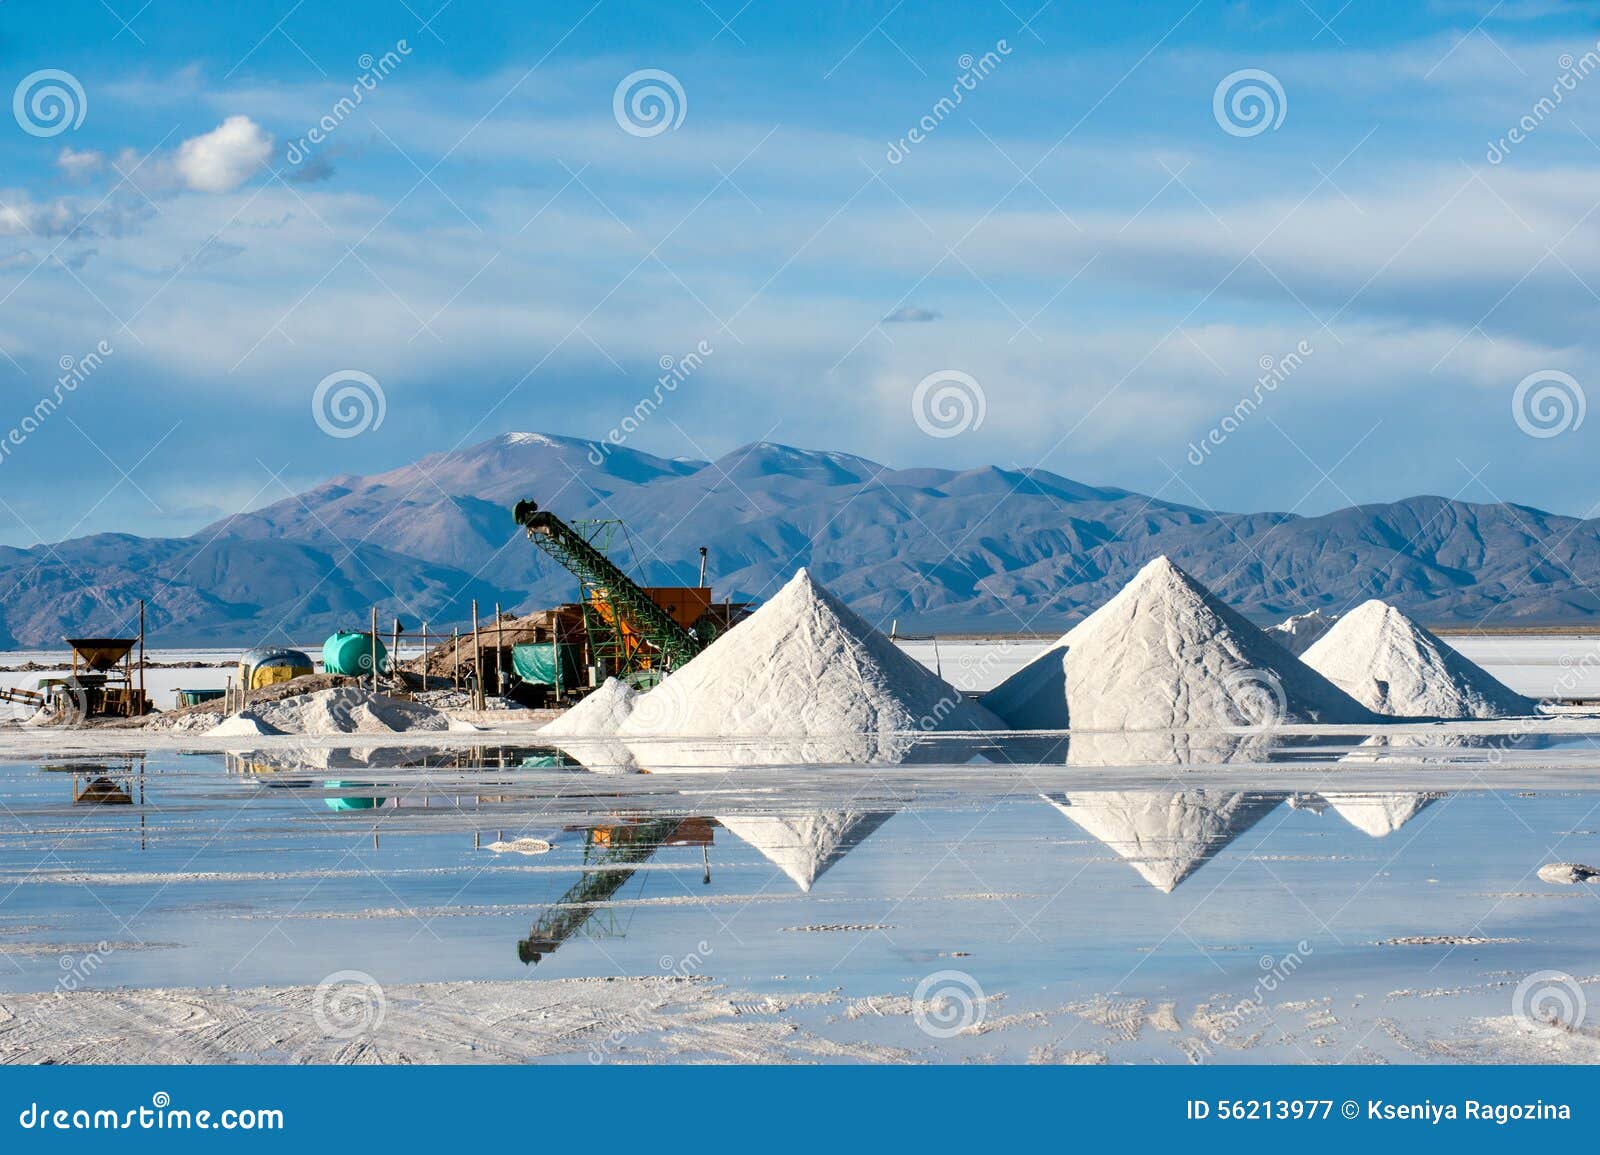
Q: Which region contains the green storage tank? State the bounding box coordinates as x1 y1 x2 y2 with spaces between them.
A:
322 631 387 677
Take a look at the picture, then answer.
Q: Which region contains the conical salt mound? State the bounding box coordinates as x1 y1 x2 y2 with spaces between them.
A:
540 677 637 736
715 810 894 892
1300 599 1534 719
1043 789 1286 892
616 568 1002 738
1267 609 1338 656
986 557 1371 730
1319 792 1438 838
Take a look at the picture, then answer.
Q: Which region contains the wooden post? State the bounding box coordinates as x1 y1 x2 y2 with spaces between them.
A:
470 600 481 710
137 600 146 717
391 617 401 690
452 628 460 691
421 621 428 688
494 602 505 701
370 606 379 693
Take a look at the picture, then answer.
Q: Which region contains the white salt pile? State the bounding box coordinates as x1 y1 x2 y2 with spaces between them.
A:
986 556 1371 730
1301 599 1534 719
234 688 449 735
715 810 894 892
206 712 283 737
1317 791 1437 838
539 677 638 737
616 568 1001 739
486 838 553 855
1538 862 1599 885
1042 789 1286 892
1267 609 1339 656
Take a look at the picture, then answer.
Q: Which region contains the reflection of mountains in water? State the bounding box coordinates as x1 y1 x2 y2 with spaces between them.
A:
714 810 895 892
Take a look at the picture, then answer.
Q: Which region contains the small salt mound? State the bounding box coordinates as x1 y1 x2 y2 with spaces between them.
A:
1318 792 1437 838
1267 609 1339 656
206 711 283 737
540 677 638 737
1043 789 1286 892
250 687 448 735
486 838 552 855
1538 862 1599 885
616 568 1002 739
1301 599 1535 719
715 811 894 892
987 557 1371 730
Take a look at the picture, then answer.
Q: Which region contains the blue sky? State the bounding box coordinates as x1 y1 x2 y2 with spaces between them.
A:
2 0 1599 545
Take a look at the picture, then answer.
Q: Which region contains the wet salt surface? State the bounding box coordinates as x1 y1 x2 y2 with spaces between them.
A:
2 735 1599 1064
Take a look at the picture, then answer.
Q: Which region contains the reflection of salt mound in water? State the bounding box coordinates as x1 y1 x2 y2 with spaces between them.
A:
1063 729 1279 767
986 557 1370 730
621 731 923 772
1267 609 1339 656
1043 789 1286 892
617 568 1001 740
1318 792 1438 838
225 745 437 773
715 810 894 891
1301 600 1534 719
1338 730 1528 764
539 678 637 736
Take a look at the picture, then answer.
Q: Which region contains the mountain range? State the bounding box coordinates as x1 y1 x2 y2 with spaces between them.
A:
1 431 1596 647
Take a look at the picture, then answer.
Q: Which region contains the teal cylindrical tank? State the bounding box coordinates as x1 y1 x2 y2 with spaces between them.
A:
321 631 387 676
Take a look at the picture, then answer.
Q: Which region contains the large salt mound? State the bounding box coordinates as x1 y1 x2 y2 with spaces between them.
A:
1301 599 1535 719
616 568 1002 739
1267 609 1338 656
715 810 894 892
986 556 1371 730
540 677 638 737
1043 789 1286 892
248 688 449 735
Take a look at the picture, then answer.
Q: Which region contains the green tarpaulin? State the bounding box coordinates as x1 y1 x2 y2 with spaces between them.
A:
512 643 579 690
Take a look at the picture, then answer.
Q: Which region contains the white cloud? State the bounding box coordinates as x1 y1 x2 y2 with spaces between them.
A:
175 116 273 193
56 146 104 182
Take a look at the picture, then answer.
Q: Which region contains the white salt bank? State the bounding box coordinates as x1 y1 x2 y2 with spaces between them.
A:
1267 609 1339 656
986 556 1371 730
617 568 1001 739
1301 599 1535 719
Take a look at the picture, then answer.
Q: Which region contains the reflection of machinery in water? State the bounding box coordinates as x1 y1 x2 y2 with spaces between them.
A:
518 817 714 965
39 756 150 848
